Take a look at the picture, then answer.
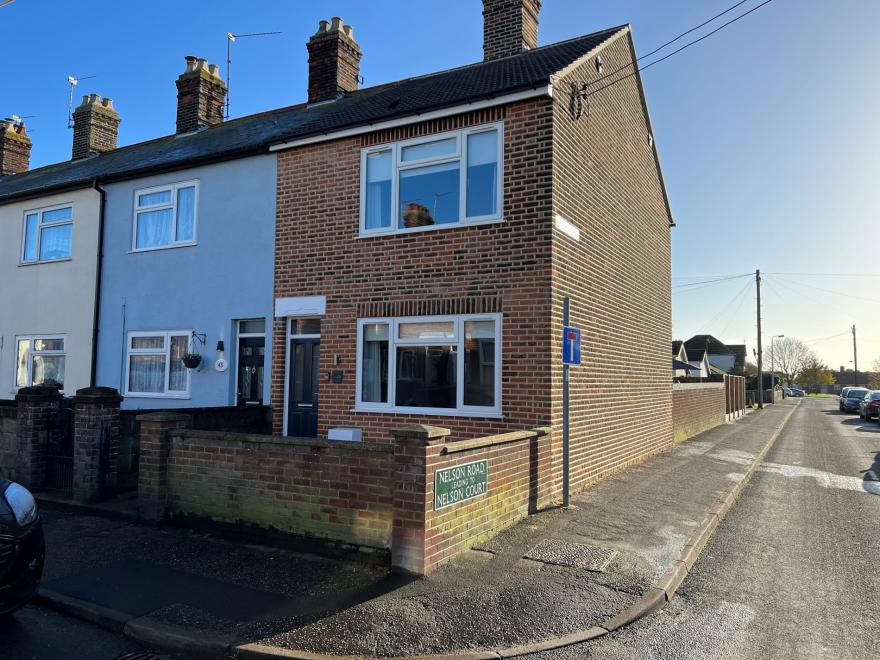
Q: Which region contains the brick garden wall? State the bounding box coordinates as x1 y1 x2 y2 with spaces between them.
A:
393 425 554 574
672 383 726 443
550 28 674 488
0 403 16 477
272 102 555 443
164 430 395 551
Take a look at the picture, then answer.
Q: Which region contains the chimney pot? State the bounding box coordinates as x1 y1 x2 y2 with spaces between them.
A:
72 93 121 160
482 0 542 61
175 55 227 133
306 17 362 104
0 118 32 176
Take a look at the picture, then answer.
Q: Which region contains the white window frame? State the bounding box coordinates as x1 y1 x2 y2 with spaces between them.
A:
130 180 200 252
13 335 66 391
359 122 504 237
355 313 502 417
20 204 74 265
124 330 192 398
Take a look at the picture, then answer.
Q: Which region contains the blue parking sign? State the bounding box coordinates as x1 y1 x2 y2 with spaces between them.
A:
562 326 581 365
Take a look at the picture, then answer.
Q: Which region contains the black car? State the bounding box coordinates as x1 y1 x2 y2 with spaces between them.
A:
0 479 44 616
859 391 880 421
841 388 869 413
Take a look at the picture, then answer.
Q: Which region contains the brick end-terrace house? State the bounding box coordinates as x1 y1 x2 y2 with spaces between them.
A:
270 2 674 491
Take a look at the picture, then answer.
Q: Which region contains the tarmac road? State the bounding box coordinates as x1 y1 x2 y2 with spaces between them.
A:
535 396 880 659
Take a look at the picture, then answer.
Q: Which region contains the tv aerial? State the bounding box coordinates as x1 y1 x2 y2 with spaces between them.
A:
67 74 97 128
225 30 282 119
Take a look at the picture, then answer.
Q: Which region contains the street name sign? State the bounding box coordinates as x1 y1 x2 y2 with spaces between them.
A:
434 459 488 510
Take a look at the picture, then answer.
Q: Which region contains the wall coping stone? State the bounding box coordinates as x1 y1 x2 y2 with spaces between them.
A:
390 424 452 445
73 386 123 404
136 412 192 423
442 428 543 454
673 383 725 391
170 429 395 453
15 385 62 402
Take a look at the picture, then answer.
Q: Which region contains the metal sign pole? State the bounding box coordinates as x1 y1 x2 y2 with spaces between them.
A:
563 296 570 509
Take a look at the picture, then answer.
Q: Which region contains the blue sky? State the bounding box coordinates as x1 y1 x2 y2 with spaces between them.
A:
2 0 878 372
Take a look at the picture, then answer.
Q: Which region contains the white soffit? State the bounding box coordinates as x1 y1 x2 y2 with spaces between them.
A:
555 214 581 242
274 295 326 318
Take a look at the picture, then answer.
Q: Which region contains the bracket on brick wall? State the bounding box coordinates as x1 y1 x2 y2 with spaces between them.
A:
568 82 589 120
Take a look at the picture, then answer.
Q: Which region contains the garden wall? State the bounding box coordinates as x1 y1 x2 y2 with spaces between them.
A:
672 383 726 443
0 402 17 478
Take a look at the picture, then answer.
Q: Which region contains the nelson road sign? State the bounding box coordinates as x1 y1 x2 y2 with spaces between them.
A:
434 460 489 510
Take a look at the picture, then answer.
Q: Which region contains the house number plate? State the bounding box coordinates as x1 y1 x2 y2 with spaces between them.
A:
434 460 488 510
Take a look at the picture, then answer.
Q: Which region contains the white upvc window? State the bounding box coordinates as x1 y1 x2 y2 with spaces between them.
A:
359 122 503 236
131 180 199 251
124 331 191 398
15 336 66 390
355 313 502 417
21 205 73 264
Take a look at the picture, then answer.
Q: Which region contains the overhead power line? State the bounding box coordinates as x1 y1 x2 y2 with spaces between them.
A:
672 273 753 289
587 0 776 100
587 0 753 90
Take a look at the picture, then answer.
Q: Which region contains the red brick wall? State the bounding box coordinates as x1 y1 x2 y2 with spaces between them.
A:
391 425 554 575
272 102 555 443
163 430 395 551
672 384 726 442
550 29 674 488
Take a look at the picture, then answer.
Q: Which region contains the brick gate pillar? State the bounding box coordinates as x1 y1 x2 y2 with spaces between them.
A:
14 385 62 490
72 387 123 503
137 412 190 521
390 424 451 575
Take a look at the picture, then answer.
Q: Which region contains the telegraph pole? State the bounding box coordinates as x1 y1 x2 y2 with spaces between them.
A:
756 269 763 409
852 324 858 387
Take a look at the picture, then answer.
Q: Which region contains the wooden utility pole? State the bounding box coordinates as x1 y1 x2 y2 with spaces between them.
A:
756 269 763 409
852 324 858 387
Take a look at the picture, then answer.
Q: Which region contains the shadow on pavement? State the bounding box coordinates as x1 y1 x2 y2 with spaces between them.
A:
862 452 880 496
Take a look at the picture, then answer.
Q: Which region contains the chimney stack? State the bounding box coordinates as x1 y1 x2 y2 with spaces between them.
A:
482 0 541 61
306 17 362 104
175 56 227 134
0 118 31 176
72 94 121 160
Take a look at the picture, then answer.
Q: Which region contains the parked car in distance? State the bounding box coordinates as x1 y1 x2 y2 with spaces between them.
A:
0 479 44 616
783 387 793 397
841 388 869 413
839 387 853 410
858 391 880 420
789 387 805 397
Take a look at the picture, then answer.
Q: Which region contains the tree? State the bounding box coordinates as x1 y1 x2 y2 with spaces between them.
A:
798 356 835 393
869 359 880 390
763 337 812 387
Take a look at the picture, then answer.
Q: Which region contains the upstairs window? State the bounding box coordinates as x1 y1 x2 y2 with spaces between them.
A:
132 181 198 251
16 336 66 390
360 123 503 235
21 205 73 264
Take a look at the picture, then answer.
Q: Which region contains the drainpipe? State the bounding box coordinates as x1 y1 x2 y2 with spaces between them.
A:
89 178 106 387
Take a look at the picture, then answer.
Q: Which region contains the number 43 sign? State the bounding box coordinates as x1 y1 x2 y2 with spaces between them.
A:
563 326 581 366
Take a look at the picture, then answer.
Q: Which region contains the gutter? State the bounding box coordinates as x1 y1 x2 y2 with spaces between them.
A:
89 178 106 388
269 85 555 152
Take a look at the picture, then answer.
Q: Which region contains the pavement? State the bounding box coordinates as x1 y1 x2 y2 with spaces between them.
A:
29 400 800 659
522 395 880 659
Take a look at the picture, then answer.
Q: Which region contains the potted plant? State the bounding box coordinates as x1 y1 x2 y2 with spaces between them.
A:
181 353 202 369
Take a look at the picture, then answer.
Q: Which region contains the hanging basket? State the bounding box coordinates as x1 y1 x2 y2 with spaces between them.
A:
181 353 203 369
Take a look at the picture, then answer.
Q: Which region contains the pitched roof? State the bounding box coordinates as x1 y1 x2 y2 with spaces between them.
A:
672 340 683 355
0 25 626 204
684 335 746 373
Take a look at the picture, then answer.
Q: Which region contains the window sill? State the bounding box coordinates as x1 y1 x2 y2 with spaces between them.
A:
124 392 191 399
358 217 505 239
353 405 503 419
18 258 73 267
129 242 197 254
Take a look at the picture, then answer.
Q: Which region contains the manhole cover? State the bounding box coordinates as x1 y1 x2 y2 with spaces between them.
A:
524 539 617 572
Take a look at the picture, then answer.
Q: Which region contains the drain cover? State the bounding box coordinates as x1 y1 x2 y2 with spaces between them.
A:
524 539 617 572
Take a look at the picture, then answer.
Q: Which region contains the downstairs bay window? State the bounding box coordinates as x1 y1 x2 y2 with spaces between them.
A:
360 123 503 235
356 314 501 416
